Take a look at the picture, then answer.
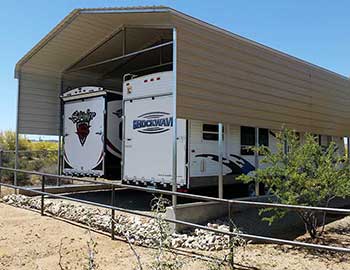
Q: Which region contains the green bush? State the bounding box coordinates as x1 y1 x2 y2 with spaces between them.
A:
238 128 350 238
0 131 58 185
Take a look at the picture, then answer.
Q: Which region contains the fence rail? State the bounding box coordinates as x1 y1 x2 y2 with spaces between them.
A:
0 149 58 153
0 149 60 185
0 166 349 255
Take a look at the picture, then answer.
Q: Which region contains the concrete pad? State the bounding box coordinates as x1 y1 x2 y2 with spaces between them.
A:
166 195 272 232
166 196 350 233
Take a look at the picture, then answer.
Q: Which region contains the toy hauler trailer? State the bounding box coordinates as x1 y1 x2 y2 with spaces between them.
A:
122 71 345 190
62 87 123 179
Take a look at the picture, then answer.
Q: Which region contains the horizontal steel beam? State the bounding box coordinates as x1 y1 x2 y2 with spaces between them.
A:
1 181 350 254
66 41 173 73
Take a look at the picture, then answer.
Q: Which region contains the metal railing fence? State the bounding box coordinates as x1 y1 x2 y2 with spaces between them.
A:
0 166 350 257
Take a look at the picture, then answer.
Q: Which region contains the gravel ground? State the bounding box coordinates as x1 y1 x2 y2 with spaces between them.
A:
1 202 350 270
2 194 240 251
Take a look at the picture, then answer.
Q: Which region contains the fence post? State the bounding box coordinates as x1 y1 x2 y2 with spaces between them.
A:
0 149 3 180
254 127 260 196
111 185 115 240
41 175 45 216
218 123 224 199
0 149 2 197
228 201 234 269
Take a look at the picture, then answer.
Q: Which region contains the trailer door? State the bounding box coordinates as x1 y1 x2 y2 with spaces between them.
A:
123 95 186 186
63 96 105 176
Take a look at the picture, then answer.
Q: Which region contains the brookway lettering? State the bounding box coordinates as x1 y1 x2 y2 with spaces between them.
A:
133 117 173 129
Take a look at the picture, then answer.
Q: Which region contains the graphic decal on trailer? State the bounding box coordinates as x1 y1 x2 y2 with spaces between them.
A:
230 154 255 174
133 112 173 134
69 109 96 146
195 154 255 175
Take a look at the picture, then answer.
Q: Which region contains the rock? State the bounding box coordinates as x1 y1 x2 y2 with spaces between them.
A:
3 194 244 251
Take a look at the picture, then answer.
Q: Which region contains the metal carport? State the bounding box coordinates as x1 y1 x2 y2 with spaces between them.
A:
15 6 350 202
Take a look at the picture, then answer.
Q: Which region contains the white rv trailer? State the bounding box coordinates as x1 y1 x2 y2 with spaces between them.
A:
62 86 123 179
122 71 345 190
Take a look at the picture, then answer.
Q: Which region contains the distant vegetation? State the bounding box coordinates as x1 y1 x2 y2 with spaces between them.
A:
0 131 58 185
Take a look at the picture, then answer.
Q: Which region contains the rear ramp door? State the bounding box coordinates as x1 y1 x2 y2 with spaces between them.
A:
63 96 105 176
123 95 186 187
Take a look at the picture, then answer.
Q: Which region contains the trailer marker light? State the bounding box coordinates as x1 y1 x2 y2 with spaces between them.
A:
144 80 148 83
157 77 160 80
127 85 132 93
150 78 154 82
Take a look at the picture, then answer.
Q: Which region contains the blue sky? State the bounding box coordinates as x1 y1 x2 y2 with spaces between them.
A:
1 0 350 134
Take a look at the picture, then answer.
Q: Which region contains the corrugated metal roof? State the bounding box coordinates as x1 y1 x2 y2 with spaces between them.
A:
15 6 349 80
15 6 350 136
15 6 171 77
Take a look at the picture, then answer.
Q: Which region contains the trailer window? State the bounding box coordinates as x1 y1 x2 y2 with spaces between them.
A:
259 128 269 147
241 126 269 155
202 124 224 141
319 135 332 150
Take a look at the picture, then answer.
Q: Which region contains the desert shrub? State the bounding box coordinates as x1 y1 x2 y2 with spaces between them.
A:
0 131 58 185
238 128 350 238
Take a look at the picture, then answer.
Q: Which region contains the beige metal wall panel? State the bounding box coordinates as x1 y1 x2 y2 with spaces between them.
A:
18 72 61 135
172 15 350 136
177 60 350 121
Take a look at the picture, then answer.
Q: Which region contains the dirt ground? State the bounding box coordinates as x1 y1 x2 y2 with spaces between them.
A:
0 201 349 270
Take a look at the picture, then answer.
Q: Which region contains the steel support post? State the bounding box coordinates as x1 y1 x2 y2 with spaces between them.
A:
111 185 115 240
14 78 21 193
347 137 350 180
172 28 178 207
218 123 224 199
228 202 234 268
41 175 45 216
57 76 64 186
254 127 260 196
57 135 62 186
122 27 126 55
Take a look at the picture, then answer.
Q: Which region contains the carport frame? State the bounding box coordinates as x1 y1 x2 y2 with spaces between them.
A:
45 23 180 206
172 28 177 206
12 18 251 203
13 6 350 204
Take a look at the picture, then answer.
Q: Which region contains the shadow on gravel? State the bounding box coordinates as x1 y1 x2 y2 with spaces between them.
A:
225 203 350 241
63 184 251 212
64 189 200 211
64 189 350 241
